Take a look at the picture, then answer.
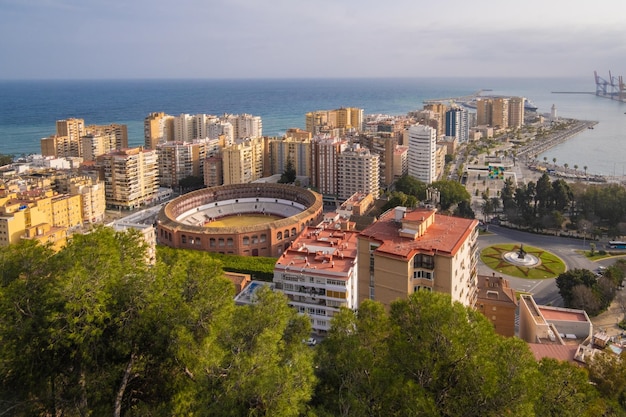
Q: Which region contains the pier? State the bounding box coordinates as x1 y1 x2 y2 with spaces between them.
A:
516 120 598 159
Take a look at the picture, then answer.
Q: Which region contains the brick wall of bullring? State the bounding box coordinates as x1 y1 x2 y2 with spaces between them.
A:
156 183 324 257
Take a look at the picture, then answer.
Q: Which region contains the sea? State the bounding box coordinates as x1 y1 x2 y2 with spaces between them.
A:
1 77 624 176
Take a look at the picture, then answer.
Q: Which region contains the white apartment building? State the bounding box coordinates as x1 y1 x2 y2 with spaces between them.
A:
407 124 437 184
337 145 379 201
273 217 359 333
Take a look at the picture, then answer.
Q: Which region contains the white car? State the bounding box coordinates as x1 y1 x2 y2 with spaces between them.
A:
304 337 317 346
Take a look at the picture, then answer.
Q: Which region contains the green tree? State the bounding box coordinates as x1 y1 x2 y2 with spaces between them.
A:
314 292 540 416
279 159 297 184
430 179 471 211
454 200 476 219
180 287 316 416
0 153 14 166
179 175 205 192
394 175 427 199
556 268 601 309
535 358 605 417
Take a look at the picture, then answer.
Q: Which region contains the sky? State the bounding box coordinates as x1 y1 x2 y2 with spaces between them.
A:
0 0 625 80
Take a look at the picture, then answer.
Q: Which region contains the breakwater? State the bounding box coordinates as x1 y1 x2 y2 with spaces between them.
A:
516 120 598 159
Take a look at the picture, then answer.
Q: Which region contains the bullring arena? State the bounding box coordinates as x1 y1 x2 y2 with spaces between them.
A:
156 183 324 257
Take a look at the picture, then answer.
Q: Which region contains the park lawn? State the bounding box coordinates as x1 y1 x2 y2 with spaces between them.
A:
480 243 566 279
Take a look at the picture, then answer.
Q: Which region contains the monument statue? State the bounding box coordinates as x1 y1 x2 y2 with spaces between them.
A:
517 244 527 260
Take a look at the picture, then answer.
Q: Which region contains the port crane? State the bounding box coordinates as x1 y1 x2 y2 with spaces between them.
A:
594 70 626 101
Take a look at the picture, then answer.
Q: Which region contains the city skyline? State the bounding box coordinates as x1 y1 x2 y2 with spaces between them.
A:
1 0 625 80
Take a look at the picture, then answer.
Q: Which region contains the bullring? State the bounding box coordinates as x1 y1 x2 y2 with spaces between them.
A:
156 183 324 257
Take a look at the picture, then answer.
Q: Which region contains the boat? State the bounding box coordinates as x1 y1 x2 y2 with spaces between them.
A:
524 99 538 112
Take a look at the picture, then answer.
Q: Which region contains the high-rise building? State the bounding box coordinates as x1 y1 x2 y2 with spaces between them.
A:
492 98 509 129
422 103 447 136
445 107 469 143
508 97 525 128
268 136 312 179
359 133 397 187
407 124 437 184
221 137 265 185
157 141 207 188
357 206 479 308
273 216 359 333
305 107 363 134
144 112 174 149
68 176 106 224
476 98 492 126
310 136 347 196
225 113 263 140
41 118 85 158
337 145 379 201
96 148 159 210
393 145 409 179
85 124 128 150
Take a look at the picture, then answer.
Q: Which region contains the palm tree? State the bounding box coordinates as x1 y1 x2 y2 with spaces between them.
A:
543 156 548 163
564 163 569 171
552 157 557 166
574 164 578 173
584 165 588 178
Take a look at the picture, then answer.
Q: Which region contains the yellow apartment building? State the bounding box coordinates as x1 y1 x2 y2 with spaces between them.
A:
357 207 479 308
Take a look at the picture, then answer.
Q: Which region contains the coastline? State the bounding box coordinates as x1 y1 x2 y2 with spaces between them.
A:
516 119 598 159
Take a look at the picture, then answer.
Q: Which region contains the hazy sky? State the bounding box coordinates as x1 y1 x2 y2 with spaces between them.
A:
1 0 625 79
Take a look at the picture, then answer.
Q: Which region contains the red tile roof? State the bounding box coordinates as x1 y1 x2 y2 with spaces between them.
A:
359 208 477 260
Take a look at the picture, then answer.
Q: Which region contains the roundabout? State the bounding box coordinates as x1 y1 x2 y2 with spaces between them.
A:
480 243 566 279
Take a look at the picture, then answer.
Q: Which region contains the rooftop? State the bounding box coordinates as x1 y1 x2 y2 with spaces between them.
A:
359 207 477 259
275 224 359 279
539 307 589 323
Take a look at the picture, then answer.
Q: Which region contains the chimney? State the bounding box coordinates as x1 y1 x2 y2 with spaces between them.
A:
394 206 407 222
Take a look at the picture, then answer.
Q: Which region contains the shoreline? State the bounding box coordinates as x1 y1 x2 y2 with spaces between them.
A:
516 119 598 159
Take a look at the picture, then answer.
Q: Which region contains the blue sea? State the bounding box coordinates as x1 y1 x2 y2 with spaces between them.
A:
1 77 624 176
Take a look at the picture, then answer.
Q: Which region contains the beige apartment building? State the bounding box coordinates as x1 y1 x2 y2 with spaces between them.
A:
157 141 207 188
305 107 363 134
221 137 264 185
42 119 128 159
357 206 479 308
144 112 175 150
491 98 509 129
337 145 379 201
96 147 159 209
68 177 106 224
310 136 347 197
508 96 525 128
268 136 311 179
0 190 80 249
422 103 447 137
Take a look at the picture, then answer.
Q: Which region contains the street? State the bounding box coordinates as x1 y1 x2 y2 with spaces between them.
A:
478 225 598 306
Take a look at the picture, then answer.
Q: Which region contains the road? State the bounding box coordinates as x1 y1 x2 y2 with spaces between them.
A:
478 225 598 307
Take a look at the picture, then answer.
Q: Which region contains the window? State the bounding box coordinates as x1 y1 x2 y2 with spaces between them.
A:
291 227 296 237
260 234 266 243
227 238 233 246
252 235 258 244
218 238 225 247
243 236 250 245
413 270 432 280
284 229 290 238
210 238 216 247
181 235 187 244
277 232 282 240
